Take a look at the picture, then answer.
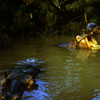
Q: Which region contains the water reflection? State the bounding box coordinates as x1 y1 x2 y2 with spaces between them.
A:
75 49 98 61
22 80 50 100
0 36 100 100
61 48 100 100
93 89 100 100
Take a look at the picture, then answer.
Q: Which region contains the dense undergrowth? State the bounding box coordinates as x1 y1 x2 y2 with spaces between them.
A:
0 0 100 47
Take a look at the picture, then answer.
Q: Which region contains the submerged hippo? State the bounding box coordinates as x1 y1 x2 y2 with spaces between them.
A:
1 59 44 100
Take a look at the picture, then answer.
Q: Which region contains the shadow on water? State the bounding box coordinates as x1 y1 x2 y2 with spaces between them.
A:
0 35 100 100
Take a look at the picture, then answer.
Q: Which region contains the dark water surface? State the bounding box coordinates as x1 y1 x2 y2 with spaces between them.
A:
0 35 100 100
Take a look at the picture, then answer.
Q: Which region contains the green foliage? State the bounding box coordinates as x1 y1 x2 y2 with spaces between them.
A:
46 11 57 33
23 0 34 5
85 0 100 4
52 0 60 8
0 0 100 47
66 0 83 12
0 33 10 48
87 6 95 14
66 21 83 36
11 10 30 33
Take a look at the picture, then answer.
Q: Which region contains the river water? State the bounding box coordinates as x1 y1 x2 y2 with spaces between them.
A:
0 35 100 100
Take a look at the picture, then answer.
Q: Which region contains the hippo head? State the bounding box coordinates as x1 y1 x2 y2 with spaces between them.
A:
1 72 38 100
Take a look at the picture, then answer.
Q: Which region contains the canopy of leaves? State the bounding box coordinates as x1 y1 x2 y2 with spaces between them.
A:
0 0 100 46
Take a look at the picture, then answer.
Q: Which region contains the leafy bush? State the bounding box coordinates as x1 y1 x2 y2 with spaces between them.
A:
0 0 100 47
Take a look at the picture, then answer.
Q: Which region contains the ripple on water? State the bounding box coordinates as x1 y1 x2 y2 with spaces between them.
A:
22 79 51 100
92 89 100 100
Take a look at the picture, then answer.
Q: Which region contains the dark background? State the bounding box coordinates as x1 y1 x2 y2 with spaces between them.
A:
0 0 100 47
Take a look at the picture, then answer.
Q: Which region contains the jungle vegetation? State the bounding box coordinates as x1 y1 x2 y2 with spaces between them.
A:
0 0 100 47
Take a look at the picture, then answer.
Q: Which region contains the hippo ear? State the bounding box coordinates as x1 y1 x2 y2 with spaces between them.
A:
3 72 8 78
